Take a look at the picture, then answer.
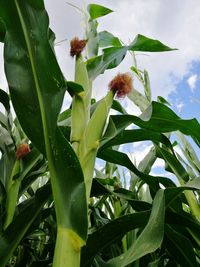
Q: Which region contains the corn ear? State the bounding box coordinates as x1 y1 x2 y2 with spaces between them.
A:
70 56 91 154
79 90 115 200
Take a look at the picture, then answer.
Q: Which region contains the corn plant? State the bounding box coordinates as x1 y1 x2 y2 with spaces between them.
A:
0 1 200 267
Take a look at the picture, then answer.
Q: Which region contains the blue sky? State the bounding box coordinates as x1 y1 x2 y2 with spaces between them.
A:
169 61 200 121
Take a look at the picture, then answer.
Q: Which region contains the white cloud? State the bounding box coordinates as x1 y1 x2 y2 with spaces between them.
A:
175 100 184 113
187 74 198 92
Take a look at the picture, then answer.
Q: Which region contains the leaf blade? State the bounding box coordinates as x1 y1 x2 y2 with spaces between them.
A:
87 4 113 20
1 0 88 243
129 34 177 52
105 190 165 267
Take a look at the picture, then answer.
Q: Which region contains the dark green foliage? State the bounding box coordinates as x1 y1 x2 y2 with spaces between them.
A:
0 1 199 267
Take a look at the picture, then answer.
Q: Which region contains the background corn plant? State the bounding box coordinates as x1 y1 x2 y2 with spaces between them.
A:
0 1 200 267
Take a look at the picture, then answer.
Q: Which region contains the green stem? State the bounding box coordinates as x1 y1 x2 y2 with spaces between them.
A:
113 197 121 219
184 191 200 223
4 160 20 230
53 228 81 267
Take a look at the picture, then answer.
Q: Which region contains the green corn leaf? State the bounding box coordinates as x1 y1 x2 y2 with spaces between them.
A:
0 0 87 247
130 147 157 193
87 4 113 20
0 179 5 207
0 183 51 267
100 116 131 146
99 148 200 210
66 81 84 96
176 151 197 180
87 35 176 80
3 148 42 230
157 96 171 106
164 186 200 208
130 65 144 80
0 112 9 130
81 210 151 267
98 148 165 194
128 34 177 52
185 177 200 189
0 18 6 42
165 210 200 234
100 129 171 150
165 225 198 267
137 147 157 175
108 102 200 147
156 145 190 183
156 144 200 220
0 89 10 113
0 127 15 188
87 46 128 80
19 159 48 196
111 100 127 114
98 31 122 47
176 132 200 173
86 19 99 58
128 87 150 112
148 258 161 267
144 69 151 102
103 190 165 267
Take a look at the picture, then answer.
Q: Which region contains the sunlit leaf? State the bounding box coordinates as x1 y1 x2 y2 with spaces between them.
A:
144 70 151 102
1 0 87 246
87 47 128 80
87 4 113 20
98 31 122 47
128 88 150 112
108 102 200 147
104 190 165 267
129 34 177 52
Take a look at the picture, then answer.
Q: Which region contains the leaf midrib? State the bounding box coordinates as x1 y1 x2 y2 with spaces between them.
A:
14 0 50 151
14 1 63 224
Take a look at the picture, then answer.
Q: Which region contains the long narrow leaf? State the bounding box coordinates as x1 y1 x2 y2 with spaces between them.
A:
87 4 113 20
165 225 198 267
0 184 51 267
81 211 151 267
0 0 87 244
109 102 200 146
128 34 177 52
104 190 165 267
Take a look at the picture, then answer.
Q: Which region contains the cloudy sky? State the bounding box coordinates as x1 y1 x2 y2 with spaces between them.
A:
43 0 200 109
0 0 200 179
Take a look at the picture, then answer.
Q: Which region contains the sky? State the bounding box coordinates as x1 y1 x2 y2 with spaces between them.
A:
0 0 200 181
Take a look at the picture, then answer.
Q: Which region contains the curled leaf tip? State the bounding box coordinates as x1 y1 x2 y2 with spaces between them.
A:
70 37 87 57
16 143 31 160
109 73 133 98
